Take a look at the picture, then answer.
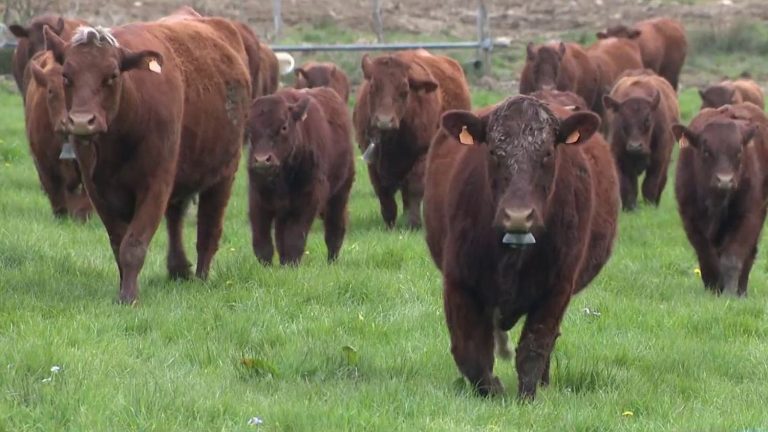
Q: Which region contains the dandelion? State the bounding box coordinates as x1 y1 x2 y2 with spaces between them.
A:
41 377 52 383
622 411 634 417
247 417 263 426
50 366 61 374
229 247 236 252
694 268 702 278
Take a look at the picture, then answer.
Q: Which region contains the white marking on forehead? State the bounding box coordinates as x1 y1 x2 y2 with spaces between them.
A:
71 26 120 47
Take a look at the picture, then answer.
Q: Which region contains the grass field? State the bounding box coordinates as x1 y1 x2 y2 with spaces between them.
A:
1 79 768 431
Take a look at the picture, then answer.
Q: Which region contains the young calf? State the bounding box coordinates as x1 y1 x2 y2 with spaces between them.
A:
674 103 768 296
248 87 355 265
699 78 765 110
424 95 619 399
604 71 679 210
294 62 350 103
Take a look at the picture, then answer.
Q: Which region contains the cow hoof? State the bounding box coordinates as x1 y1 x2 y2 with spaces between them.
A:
116 293 138 306
477 376 505 397
168 266 192 281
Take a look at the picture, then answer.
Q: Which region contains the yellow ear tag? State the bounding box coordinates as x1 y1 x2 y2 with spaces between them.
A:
459 126 474 145
679 136 688 149
148 59 162 74
565 130 580 144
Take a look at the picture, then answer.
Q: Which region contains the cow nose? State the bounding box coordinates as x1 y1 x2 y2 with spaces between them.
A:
502 208 535 233
252 154 276 169
626 140 643 152
374 115 398 130
541 84 555 91
68 112 98 136
715 173 734 190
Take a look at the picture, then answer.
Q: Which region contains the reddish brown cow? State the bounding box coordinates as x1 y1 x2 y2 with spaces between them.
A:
700 78 765 110
604 71 679 210
353 49 471 229
9 15 86 98
587 38 644 116
424 95 619 399
247 87 354 265
294 62 351 103
45 20 251 304
673 103 768 296
519 41 599 111
597 18 687 90
24 51 91 220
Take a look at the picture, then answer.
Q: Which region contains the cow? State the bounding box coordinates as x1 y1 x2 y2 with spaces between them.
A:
519 41 600 111
9 15 86 98
353 49 471 229
586 37 644 117
294 62 351 103
44 21 251 304
699 78 765 110
603 70 679 210
423 95 619 399
247 87 354 265
597 18 688 90
673 103 768 297
24 51 92 220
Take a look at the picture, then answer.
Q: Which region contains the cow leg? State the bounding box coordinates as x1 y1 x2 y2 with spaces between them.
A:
444 277 503 397
103 216 129 285
641 156 667 206
618 168 638 211
275 208 316 266
36 168 67 218
165 198 192 280
737 245 757 297
368 167 397 228
117 188 171 304
195 177 235 279
249 199 275 265
516 296 569 400
719 213 764 296
323 181 352 263
402 168 424 230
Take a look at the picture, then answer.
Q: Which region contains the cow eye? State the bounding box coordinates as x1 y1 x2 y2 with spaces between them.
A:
702 148 711 158
280 124 288 133
62 74 72 87
104 72 119 87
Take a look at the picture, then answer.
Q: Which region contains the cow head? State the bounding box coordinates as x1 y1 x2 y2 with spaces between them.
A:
247 94 311 175
440 96 600 246
530 89 588 112
674 120 755 196
29 52 68 134
525 42 567 91
604 91 661 156
44 26 162 138
699 85 737 109
596 25 642 40
295 64 334 89
10 15 66 59
361 54 438 131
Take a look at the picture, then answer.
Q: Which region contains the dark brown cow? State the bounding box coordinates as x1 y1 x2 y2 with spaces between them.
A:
424 95 619 399
294 62 351 103
45 21 251 304
247 87 354 265
674 103 768 296
699 79 765 110
24 51 91 220
353 49 471 229
604 71 679 210
9 15 86 98
519 41 599 111
597 18 687 90
586 37 644 116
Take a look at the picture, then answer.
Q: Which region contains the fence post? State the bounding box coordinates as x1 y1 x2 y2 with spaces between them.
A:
272 0 283 40
372 0 384 43
476 0 490 75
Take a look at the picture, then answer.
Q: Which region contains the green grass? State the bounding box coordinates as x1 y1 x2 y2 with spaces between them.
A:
2 79 768 432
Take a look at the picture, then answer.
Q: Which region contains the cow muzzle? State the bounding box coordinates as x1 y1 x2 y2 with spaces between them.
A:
68 112 104 136
714 173 735 191
626 140 644 154
250 153 279 172
499 207 537 247
373 114 399 130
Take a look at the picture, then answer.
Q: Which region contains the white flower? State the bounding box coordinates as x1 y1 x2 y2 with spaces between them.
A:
247 417 263 426
42 377 52 383
50 366 61 374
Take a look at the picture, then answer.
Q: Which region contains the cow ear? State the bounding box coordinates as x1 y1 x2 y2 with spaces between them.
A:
30 61 48 88
9 24 28 38
558 42 566 57
289 96 311 122
650 90 661 110
742 125 757 147
596 31 608 39
698 88 706 101
526 42 536 60
558 112 600 146
362 54 373 80
120 48 163 73
672 124 699 149
726 87 737 103
54 16 65 34
603 95 620 112
43 26 66 64
441 110 486 145
628 29 642 39
294 67 307 82
409 77 438 93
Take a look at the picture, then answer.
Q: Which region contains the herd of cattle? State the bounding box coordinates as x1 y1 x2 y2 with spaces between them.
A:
7 9 768 399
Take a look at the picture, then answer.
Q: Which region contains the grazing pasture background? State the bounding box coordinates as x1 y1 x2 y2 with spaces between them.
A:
2 1 768 430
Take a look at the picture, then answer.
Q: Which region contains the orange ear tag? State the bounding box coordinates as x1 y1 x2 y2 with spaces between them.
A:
565 130 580 144
678 136 688 149
148 59 162 74
459 126 474 145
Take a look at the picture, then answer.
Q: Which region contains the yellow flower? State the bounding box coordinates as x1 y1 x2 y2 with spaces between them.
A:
622 411 634 417
694 268 702 278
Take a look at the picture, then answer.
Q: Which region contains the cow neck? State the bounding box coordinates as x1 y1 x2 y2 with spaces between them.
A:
703 173 753 243
281 127 319 189
112 76 142 137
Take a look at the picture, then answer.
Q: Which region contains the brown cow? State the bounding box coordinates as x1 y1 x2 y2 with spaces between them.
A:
294 62 351 103
45 21 251 304
587 37 644 116
24 51 92 220
604 71 679 210
597 18 688 90
9 15 86 98
424 95 619 399
247 87 354 265
353 49 471 229
673 103 768 296
519 41 599 111
699 79 765 110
